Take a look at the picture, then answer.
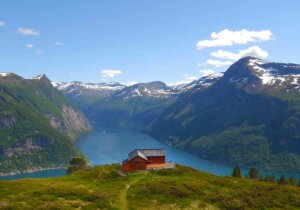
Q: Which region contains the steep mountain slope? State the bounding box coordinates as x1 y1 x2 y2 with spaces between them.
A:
1 164 300 209
52 81 125 110
0 73 91 175
85 81 178 130
151 57 300 171
172 72 224 93
54 78 224 131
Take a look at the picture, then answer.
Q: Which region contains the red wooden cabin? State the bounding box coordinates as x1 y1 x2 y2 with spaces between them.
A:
121 149 166 172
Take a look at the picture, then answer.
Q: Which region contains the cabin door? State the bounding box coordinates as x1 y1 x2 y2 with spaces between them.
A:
134 160 143 170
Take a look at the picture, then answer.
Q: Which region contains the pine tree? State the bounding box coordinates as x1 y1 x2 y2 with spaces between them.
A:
248 168 259 179
278 175 286 185
232 165 242 178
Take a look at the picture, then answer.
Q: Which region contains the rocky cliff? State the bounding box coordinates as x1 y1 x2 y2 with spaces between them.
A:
0 73 91 175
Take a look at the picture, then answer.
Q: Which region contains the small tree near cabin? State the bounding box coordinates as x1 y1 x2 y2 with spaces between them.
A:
67 157 89 174
232 165 242 178
248 168 259 179
278 175 286 185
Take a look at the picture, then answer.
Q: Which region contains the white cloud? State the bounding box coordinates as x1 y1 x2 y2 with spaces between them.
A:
36 50 44 55
101 70 123 78
55 41 62 46
125 81 138 86
204 59 234 67
211 46 269 61
196 29 273 50
199 69 215 77
172 74 198 86
0 21 5 27
183 74 198 81
17 27 40 36
26 43 34 49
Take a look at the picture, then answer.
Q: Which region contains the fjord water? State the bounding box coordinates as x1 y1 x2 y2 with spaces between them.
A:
2 129 300 180
76 129 233 175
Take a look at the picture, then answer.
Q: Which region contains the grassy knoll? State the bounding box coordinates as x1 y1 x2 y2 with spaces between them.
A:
1 164 300 209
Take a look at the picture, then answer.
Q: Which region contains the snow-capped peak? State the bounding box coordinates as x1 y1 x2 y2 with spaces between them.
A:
173 72 224 92
52 81 126 98
0 72 11 77
248 58 269 67
114 81 177 100
32 74 46 80
247 57 300 86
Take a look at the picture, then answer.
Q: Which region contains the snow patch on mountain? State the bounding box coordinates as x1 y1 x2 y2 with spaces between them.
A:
32 74 45 80
0 73 10 77
51 81 126 98
115 82 176 100
247 58 300 86
174 73 224 92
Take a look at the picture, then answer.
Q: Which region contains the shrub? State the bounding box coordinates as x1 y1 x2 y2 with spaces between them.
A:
232 165 242 178
248 168 259 179
278 175 286 185
67 157 89 174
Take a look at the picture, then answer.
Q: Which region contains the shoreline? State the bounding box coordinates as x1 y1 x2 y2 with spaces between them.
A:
0 166 66 177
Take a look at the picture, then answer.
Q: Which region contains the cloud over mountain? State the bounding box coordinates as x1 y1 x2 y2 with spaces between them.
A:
211 46 269 61
196 29 273 50
101 70 123 78
199 69 215 76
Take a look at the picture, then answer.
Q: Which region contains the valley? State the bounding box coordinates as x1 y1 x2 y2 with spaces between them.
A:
1 2 300 209
53 57 300 172
1 56 300 177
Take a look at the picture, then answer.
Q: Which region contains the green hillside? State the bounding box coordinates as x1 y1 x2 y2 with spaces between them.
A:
0 164 300 209
87 96 174 131
151 57 300 172
0 74 91 175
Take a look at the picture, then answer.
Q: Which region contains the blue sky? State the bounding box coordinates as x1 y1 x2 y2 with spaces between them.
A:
0 0 300 84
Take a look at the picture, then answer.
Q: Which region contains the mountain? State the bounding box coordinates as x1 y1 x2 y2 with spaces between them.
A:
151 57 300 171
172 72 224 93
52 57 300 171
54 78 223 130
54 81 179 130
1 164 300 209
84 81 179 130
0 73 91 175
52 81 125 110
113 81 178 99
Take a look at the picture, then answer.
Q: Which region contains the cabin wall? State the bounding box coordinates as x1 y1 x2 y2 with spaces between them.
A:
147 156 165 164
122 156 147 172
121 162 131 172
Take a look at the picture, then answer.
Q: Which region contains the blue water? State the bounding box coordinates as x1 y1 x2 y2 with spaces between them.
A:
0 169 66 180
76 129 233 175
1 129 300 180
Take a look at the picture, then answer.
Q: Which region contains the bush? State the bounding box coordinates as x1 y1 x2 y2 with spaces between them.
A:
278 175 286 185
67 157 89 174
248 168 259 179
232 165 242 178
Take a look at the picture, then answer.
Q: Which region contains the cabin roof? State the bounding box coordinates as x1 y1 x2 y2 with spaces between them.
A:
128 149 165 161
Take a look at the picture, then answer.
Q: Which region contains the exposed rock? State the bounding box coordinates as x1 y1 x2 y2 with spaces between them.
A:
47 105 91 139
2 136 53 156
0 116 16 129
